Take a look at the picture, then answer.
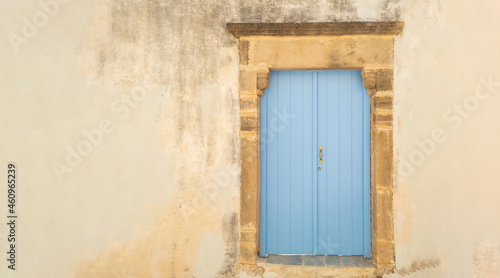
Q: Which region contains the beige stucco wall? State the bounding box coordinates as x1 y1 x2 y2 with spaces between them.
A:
0 0 499 277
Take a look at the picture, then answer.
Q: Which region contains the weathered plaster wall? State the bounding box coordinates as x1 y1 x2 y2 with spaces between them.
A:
0 0 499 277
392 0 500 277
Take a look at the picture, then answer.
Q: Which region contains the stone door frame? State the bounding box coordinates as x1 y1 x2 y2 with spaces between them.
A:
227 22 403 274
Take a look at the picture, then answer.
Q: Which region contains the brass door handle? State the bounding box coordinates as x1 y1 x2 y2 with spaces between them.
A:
319 146 323 163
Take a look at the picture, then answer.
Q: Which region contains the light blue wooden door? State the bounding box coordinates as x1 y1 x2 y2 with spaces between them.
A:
259 70 370 258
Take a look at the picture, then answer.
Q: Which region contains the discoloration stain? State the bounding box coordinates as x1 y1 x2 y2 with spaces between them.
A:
474 243 500 277
74 190 238 277
193 232 226 278
393 258 441 276
328 51 341 69
217 213 239 277
236 0 358 23
239 40 249 65
77 2 241 275
381 0 403 21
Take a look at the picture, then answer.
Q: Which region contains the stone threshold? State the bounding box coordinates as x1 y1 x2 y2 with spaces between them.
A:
260 255 375 268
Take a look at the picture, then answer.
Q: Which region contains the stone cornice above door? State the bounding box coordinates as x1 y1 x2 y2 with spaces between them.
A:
227 22 404 37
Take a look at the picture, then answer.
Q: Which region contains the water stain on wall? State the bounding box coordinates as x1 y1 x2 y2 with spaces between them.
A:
474 243 500 277
394 258 440 276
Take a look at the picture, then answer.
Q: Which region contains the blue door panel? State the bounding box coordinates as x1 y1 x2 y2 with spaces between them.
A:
259 70 370 257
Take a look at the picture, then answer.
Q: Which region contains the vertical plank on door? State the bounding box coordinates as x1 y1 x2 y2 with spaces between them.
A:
262 71 279 254
324 71 341 254
339 70 353 255
312 72 318 254
362 74 371 258
290 71 303 254
351 71 365 255
317 71 327 254
302 72 314 254
277 72 291 253
259 71 268 256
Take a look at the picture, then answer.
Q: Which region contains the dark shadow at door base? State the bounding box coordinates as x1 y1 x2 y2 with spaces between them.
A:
266 255 375 268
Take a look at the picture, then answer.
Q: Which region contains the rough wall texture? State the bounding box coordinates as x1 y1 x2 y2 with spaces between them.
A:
0 0 499 277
